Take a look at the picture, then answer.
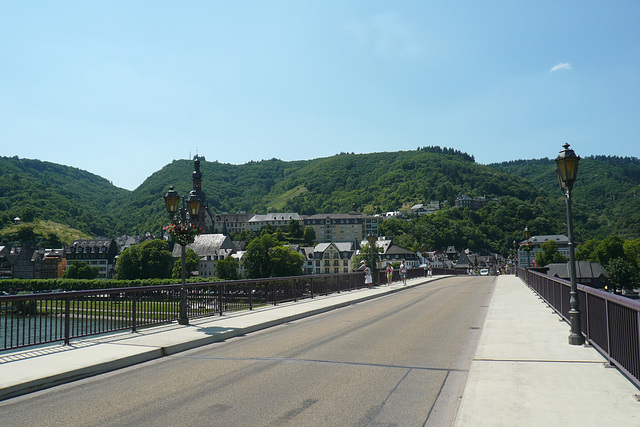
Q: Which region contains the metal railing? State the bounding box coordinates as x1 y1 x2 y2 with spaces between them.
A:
520 267 640 389
4 269 439 352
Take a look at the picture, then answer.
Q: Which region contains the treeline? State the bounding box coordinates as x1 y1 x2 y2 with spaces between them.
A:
0 278 210 294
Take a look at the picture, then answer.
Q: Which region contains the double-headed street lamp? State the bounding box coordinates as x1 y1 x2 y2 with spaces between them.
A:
555 143 584 346
163 186 202 325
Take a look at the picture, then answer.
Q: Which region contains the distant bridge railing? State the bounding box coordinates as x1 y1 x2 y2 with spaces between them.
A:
519 267 640 389
1 267 453 352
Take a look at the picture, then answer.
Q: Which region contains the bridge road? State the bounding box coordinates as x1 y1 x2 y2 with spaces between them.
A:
0 276 494 427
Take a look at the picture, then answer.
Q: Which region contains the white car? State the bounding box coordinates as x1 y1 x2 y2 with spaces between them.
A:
479 268 490 276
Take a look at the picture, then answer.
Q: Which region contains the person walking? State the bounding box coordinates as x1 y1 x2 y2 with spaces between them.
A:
400 260 407 285
386 263 393 285
364 265 372 287
359 260 372 288
428 264 433 277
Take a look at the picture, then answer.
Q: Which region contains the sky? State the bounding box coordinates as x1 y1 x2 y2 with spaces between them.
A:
2 1 639 191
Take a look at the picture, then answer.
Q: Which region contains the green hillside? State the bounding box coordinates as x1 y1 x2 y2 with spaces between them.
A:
1 149 639 255
0 156 128 236
491 156 640 240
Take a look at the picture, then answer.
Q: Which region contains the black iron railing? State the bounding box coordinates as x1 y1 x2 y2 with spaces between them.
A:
1 270 409 351
520 267 640 389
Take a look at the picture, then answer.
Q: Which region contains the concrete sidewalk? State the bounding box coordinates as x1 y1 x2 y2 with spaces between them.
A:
454 275 640 426
1 275 639 426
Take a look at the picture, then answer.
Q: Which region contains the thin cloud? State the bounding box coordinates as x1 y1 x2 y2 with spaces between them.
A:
550 62 572 72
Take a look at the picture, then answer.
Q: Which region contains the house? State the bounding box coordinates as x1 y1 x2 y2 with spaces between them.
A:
212 212 252 235
247 213 302 233
173 234 236 278
32 248 66 279
359 236 419 270
304 213 380 243
313 242 357 274
446 246 458 262
410 201 440 216
545 262 609 289
65 239 119 279
518 235 569 269
289 245 315 275
10 246 36 279
454 195 487 209
0 245 13 279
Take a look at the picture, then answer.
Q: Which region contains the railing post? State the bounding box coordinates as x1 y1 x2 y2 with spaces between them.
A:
249 282 254 310
132 291 137 333
64 298 71 346
218 284 224 316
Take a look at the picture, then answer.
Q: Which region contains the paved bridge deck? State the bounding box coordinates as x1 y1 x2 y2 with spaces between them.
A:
1 275 638 425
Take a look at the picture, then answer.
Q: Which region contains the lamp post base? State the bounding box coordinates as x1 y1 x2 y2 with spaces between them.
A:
178 318 189 326
568 310 584 345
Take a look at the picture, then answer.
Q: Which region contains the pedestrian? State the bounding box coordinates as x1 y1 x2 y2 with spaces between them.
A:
386 263 393 285
428 264 433 277
364 265 372 287
400 260 407 285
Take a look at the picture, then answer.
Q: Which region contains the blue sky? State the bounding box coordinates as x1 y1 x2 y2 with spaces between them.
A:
2 1 639 190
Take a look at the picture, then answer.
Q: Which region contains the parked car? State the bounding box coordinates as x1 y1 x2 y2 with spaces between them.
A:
479 268 489 276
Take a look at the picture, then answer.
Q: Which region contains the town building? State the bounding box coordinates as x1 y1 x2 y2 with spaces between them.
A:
212 212 252 235
518 235 569 269
410 201 440 216
0 245 13 279
313 242 357 274
65 239 118 279
304 213 379 243
173 234 236 278
31 248 66 279
247 213 302 233
455 195 487 209
545 262 609 289
10 247 36 279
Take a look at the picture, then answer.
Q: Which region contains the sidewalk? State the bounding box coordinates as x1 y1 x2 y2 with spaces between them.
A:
1 275 639 426
454 275 640 426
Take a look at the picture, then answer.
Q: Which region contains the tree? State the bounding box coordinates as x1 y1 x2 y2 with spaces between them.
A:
607 257 638 292
535 240 567 267
172 248 199 279
355 241 382 282
64 261 99 279
288 219 302 238
244 234 279 278
303 226 316 245
576 239 599 261
216 256 239 280
243 233 304 278
592 236 626 267
269 246 304 277
116 239 174 279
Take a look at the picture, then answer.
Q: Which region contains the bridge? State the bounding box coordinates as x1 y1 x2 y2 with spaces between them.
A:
0 273 638 425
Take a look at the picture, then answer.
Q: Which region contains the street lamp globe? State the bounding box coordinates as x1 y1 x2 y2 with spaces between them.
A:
555 143 580 191
164 186 180 216
186 189 202 218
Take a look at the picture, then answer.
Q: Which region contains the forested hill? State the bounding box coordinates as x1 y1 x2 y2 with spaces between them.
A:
123 149 540 236
0 156 128 236
491 155 640 239
1 150 639 249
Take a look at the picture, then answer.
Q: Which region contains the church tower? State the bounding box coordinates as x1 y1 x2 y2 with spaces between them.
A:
191 156 208 228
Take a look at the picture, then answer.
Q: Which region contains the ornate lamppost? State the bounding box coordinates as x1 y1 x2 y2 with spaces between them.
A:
555 143 584 345
523 226 533 269
163 186 202 325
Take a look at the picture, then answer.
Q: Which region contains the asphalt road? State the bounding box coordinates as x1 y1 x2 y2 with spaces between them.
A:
0 276 494 427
